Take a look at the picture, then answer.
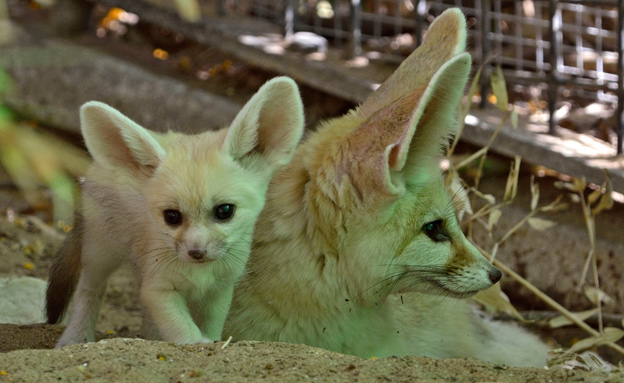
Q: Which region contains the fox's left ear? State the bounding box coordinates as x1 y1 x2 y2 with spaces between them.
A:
357 7 466 118
223 76 304 172
387 52 471 178
346 52 471 196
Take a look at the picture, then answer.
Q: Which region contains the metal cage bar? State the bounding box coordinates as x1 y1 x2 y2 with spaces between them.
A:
232 0 623 155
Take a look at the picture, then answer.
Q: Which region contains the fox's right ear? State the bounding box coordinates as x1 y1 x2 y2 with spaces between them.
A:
80 101 165 176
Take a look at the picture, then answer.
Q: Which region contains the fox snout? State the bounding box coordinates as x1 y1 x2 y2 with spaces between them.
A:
177 240 224 264
187 249 208 261
180 246 219 263
174 227 226 264
488 267 502 284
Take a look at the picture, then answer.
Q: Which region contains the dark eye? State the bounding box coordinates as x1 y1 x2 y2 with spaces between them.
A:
163 209 183 226
422 220 449 242
214 204 235 221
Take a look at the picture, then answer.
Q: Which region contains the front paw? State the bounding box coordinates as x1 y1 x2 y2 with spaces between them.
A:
55 333 89 349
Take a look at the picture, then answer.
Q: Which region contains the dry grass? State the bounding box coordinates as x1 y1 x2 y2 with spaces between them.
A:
0 67 90 227
447 64 623 367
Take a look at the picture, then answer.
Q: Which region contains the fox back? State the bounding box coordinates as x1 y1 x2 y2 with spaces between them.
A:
224 9 549 367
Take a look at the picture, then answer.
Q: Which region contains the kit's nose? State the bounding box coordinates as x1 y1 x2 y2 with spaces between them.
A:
188 249 207 260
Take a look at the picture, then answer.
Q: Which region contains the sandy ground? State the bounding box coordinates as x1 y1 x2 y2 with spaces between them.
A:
2 334 623 383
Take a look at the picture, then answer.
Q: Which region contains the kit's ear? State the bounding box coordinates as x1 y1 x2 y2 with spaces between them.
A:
80 101 165 177
223 76 305 172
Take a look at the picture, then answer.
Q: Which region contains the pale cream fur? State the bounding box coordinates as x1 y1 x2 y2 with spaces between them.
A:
50 77 304 348
224 9 550 367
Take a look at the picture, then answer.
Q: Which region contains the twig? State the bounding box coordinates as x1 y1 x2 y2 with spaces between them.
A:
220 336 233 349
482 251 624 357
472 111 510 191
496 196 562 246
24 215 67 241
503 311 624 329
575 183 604 333
453 147 488 170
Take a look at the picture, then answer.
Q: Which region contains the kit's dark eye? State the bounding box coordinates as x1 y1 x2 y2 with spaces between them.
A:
214 204 235 221
163 209 183 226
422 220 449 242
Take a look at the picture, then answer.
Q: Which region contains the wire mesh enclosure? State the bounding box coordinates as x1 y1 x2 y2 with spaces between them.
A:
220 0 623 155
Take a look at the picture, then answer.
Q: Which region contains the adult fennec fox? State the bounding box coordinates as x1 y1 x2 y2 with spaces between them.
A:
223 9 550 367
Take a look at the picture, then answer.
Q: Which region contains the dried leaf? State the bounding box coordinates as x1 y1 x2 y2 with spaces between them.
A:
554 181 574 191
567 336 599 355
575 351 615 372
470 188 495 205
536 196 567 213
587 185 604 205
568 193 581 204
568 327 624 354
548 308 599 328
490 66 508 112
174 0 201 22
584 286 615 306
554 178 586 193
460 65 483 119
574 177 587 192
530 176 539 211
592 193 614 216
527 217 557 231
503 156 521 202
473 284 524 321
551 350 615 372
487 209 502 232
591 179 613 216
560 358 589 371
510 109 518 129
540 202 569 212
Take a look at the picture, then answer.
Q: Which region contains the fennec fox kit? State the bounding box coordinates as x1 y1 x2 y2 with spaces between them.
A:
224 9 550 367
46 77 304 348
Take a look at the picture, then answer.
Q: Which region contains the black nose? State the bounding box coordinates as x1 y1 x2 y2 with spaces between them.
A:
188 249 206 260
489 268 502 284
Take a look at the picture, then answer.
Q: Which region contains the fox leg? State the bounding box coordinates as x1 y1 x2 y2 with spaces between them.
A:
141 307 161 340
199 284 234 341
140 283 211 344
55 245 118 348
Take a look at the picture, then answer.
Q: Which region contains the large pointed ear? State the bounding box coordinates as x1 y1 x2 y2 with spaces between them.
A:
357 8 466 118
344 53 471 197
80 101 165 176
222 76 304 172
